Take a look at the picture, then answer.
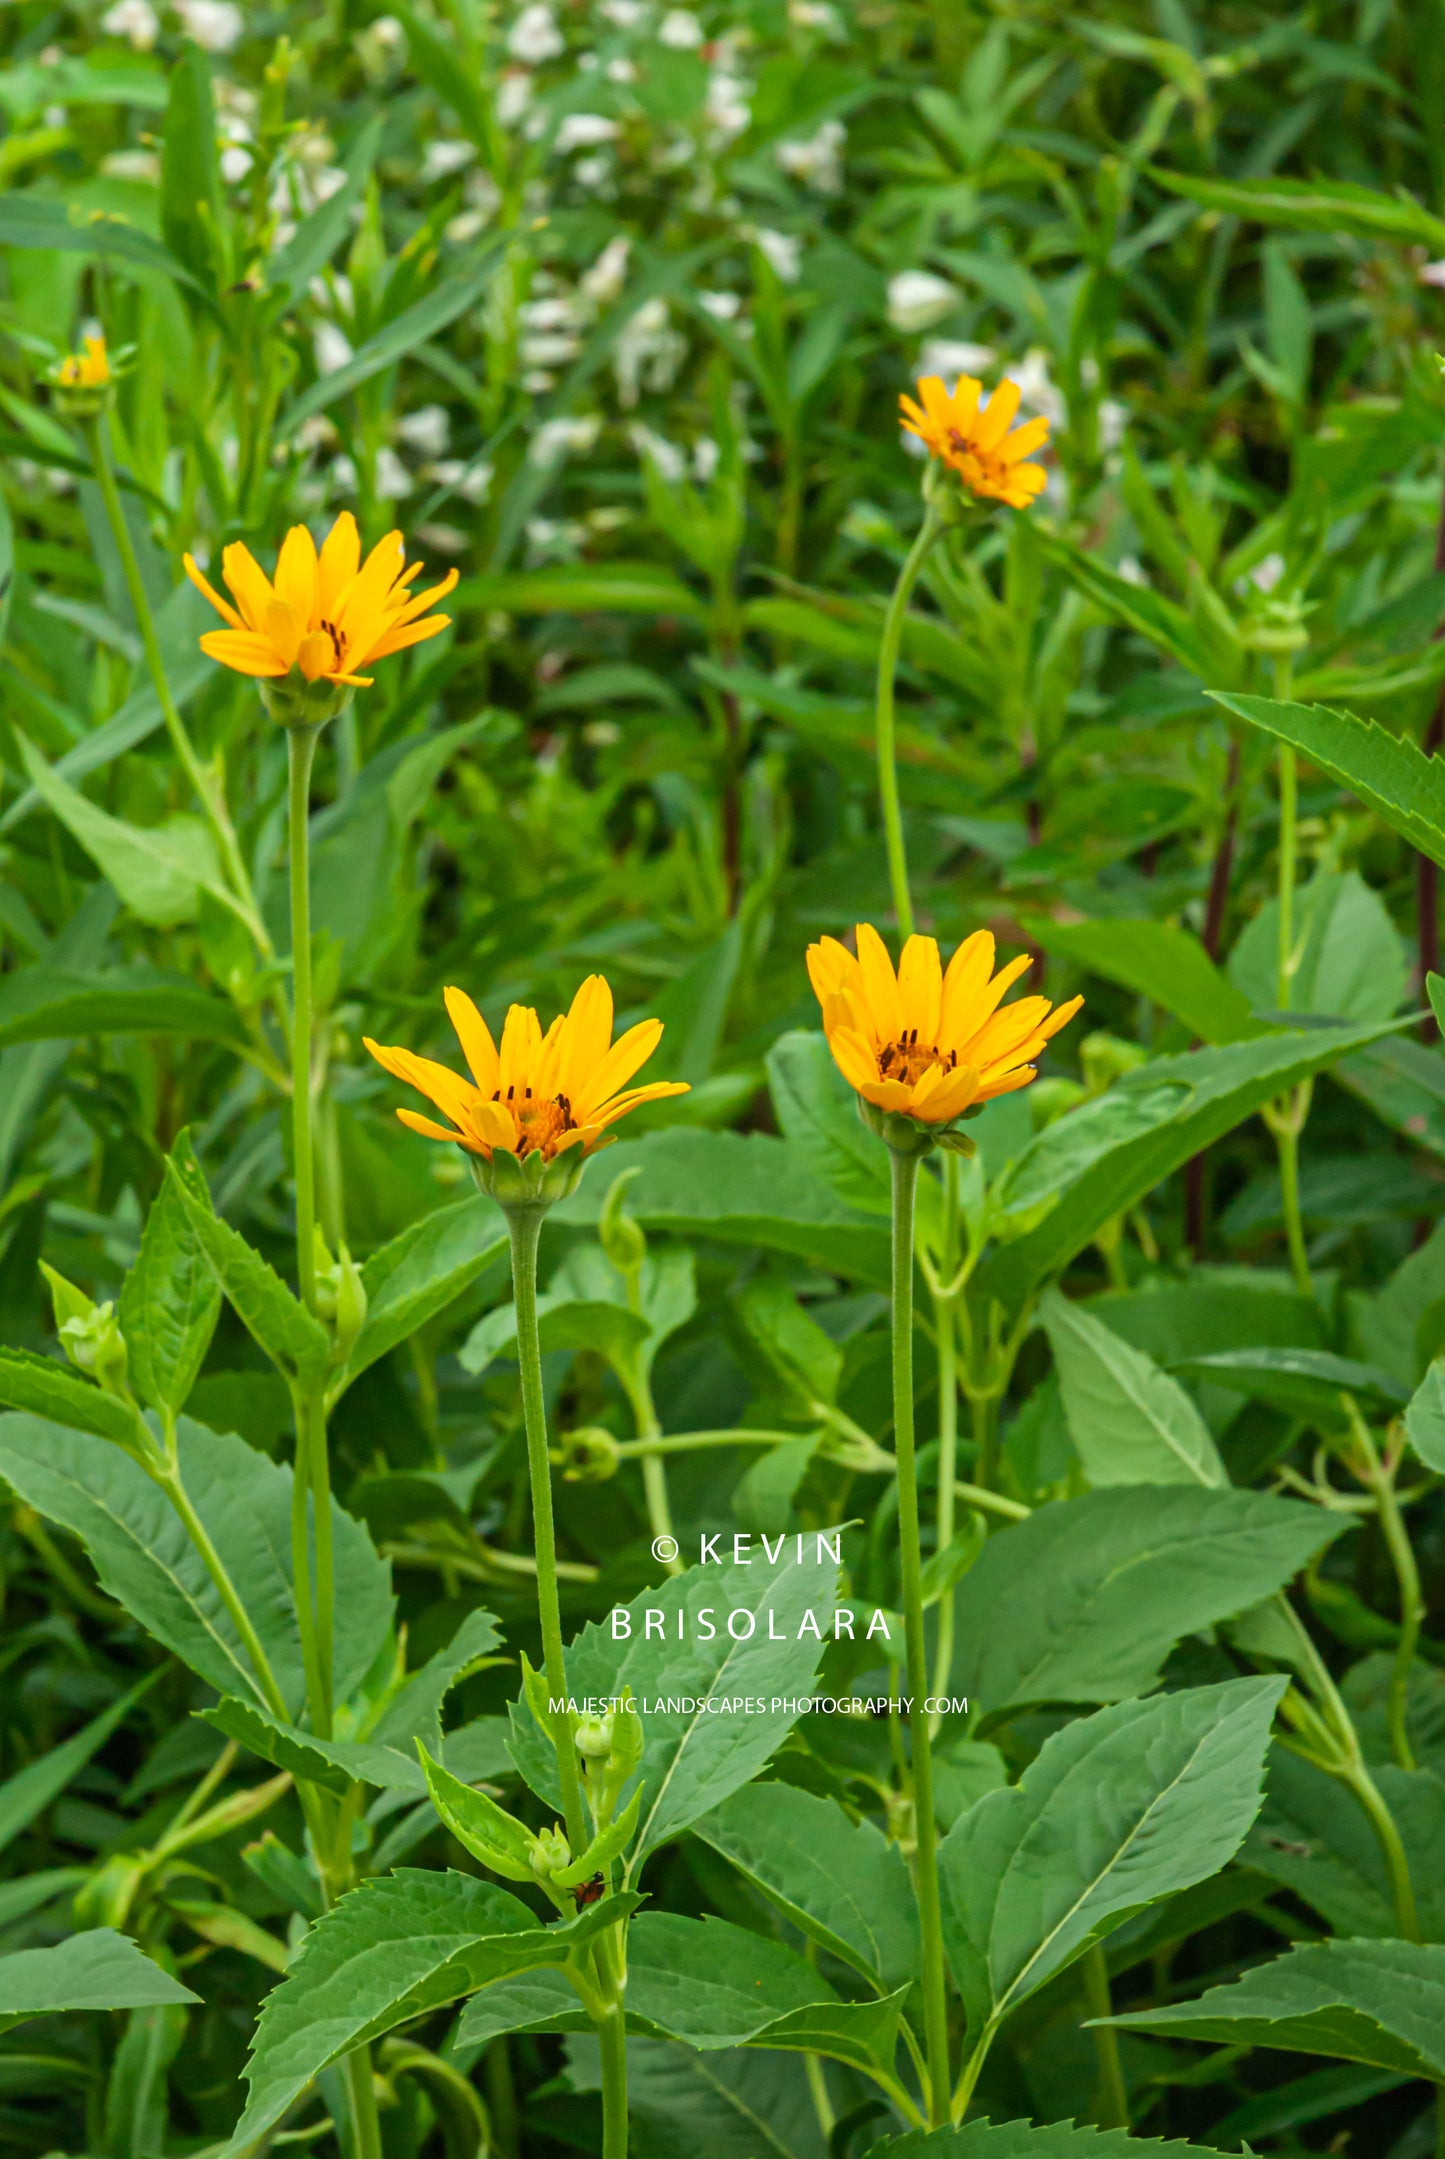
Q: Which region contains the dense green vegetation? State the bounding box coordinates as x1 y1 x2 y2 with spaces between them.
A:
8 1 1445 2154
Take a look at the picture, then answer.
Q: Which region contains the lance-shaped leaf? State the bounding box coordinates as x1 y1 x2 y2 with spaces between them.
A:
166 1158 330 1383
0 965 249 1052
336 1197 507 1394
865 2120 1222 2157
1039 1289 1223 1488
1020 915 1260 1046
121 1132 222 1418
0 1350 155 1463
694 1782 920 1992
507 1547 841 1865
980 1017 1405 1309
1149 166 1445 252
1406 1362 1445 1473
280 246 506 435
1213 690 1445 868
222 1870 637 2155
0 1930 198 2035
418 1744 536 1878
955 1486 1348 1715
1104 1937 1445 2080
939 1676 1285 2035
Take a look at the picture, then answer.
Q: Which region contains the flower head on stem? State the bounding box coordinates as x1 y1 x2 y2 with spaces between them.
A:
899 372 1050 510
809 923 1081 1156
184 512 458 726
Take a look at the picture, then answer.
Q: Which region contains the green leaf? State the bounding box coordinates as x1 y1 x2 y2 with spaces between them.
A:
160 41 224 293
223 1870 636 2155
0 1931 197 2036
1170 1346 1408 1426
340 1196 507 1391
0 193 208 299
166 1157 330 1383
0 964 249 1053
866 2121 1219 2157
1405 1362 1445 1472
1149 166 1445 252
1214 691 1445 869
461 562 707 621
1228 870 1406 1023
120 1133 222 1419
417 1743 534 1876
280 247 506 436
1038 1288 1224 1488
0 1413 391 1715
955 1487 1346 1714
201 1696 440 1796
734 1278 843 1410
552 1129 889 1287
1035 528 1235 681
766 1029 891 1214
1243 1748 1445 1941
508 1547 842 1864
0 1673 156 1858
459 1293 652 1380
1106 1937 1445 2079
694 1782 920 1991
981 1017 1405 1308
1023 915 1260 1045
586 2043 827 2159
939 1675 1285 2033
0 1349 153 1459
370 1607 503 1756
15 733 236 929
267 115 382 302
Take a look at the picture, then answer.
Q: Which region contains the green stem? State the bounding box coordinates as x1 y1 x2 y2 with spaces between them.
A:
507 1203 590 1855
305 1387 335 1735
84 414 267 954
346 2044 384 2159
890 1147 950 2127
876 506 942 938
1346 1758 1420 1942
1276 1104 1313 1301
595 2000 629 2159
156 1466 291 1723
930 1287 958 1737
288 725 321 1314
1081 1945 1128 2130
1277 741 1298 1013
1378 1474 1425 1774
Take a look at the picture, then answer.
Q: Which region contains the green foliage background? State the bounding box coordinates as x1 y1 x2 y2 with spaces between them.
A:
8 0 1445 2153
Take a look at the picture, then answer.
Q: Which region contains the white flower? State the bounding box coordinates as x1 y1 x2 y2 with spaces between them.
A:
101 147 161 181
658 7 703 44
496 72 533 126
523 331 582 366
375 447 414 499
613 295 685 406
886 270 958 334
432 458 494 503
916 338 996 383
776 117 844 194
531 414 602 466
556 112 618 152
313 323 354 375
1421 261 1445 289
397 404 451 457
607 56 637 81
330 454 359 494
698 289 741 319
466 168 502 215
693 436 720 481
101 0 160 48
1117 555 1147 587
509 4 563 61
446 209 488 244
220 145 252 184
521 295 582 332
706 69 750 137
581 234 631 305
424 139 475 179
174 0 244 52
1248 552 1287 595
754 228 802 282
790 0 840 23
296 414 338 452
1004 347 1066 430
602 0 646 20
630 423 686 481
370 14 405 46
1097 398 1126 453
574 154 614 192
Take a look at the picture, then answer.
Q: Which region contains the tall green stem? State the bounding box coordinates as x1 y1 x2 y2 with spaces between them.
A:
876 506 942 938
1277 743 1298 1014
890 1147 950 2127
506 1203 589 1856
595 1999 629 2159
1081 1945 1128 2129
929 1287 958 1737
346 2045 384 2159
1270 647 1315 1298
83 414 266 953
288 726 321 1313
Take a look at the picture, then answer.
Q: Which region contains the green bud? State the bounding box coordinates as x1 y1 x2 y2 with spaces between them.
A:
40 1261 94 1336
55 1293 131 1400
607 1690 644 1781
528 1823 571 1882
598 1168 647 1275
467 1145 588 1213
553 1426 621 1482
1029 1076 1088 1132
576 1711 614 1761
258 678 354 731
1080 1031 1149 1096
313 1230 368 1363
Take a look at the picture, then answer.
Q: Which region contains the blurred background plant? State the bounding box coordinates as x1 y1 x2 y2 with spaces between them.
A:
11 0 1445 2154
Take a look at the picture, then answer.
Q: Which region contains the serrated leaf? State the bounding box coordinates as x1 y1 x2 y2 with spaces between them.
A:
955 1487 1347 1714
1214 691 1445 868
121 1133 222 1418
940 1676 1285 2034
694 1781 920 1991
0 1349 153 1460
1171 1346 1408 1426
223 1870 636 2155
1038 1288 1224 1488
338 1197 507 1393
166 1158 329 1382
865 2120 1222 2157
0 1931 197 2035
1106 1937 1445 2079
507 1548 841 1864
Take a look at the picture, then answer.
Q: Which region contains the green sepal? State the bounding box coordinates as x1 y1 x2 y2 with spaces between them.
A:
415 1741 534 1883
553 1784 642 1888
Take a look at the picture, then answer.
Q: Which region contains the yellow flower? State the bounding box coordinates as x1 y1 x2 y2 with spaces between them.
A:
898 374 1049 509
183 512 458 690
57 335 111 389
365 976 690 1165
808 923 1081 1128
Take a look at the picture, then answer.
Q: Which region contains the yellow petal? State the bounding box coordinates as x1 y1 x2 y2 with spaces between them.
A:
318 511 362 616
297 629 334 680
558 974 614 1101
497 1003 542 1099
265 598 301 669
897 934 942 1042
357 612 451 664
575 1017 664 1118
335 529 407 646
274 524 319 625
444 986 501 1094
827 1027 877 1096
476 1097 518 1153
199 629 287 677
855 922 901 1041
184 553 244 630
221 542 275 632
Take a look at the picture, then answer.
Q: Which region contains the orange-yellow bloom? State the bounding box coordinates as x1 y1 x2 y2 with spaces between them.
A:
184 512 457 690
899 374 1049 509
365 976 689 1165
808 924 1081 1126
57 335 111 389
